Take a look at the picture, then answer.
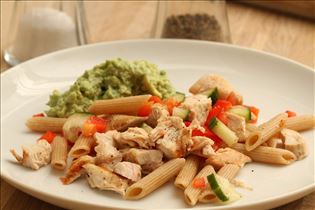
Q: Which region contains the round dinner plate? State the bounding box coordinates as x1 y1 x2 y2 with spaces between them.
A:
1 39 314 210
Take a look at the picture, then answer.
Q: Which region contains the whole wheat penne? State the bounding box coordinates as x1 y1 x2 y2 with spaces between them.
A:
26 117 67 132
246 113 287 151
198 164 240 203
184 165 215 206
174 155 200 190
125 158 185 200
51 136 68 170
285 115 315 131
68 135 95 158
232 143 296 165
88 94 151 115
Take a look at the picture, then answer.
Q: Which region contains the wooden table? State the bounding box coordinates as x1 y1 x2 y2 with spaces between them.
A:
1 1 314 210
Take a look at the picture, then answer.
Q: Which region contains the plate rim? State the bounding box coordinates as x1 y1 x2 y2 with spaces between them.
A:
1 39 314 210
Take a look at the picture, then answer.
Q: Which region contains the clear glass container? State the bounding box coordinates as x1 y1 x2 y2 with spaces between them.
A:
4 1 88 66
153 0 231 43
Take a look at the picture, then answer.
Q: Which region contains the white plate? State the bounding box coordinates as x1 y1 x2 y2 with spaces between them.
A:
1 40 314 210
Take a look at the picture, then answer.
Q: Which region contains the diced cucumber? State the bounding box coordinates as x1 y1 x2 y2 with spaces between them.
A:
207 173 241 203
172 107 190 120
208 117 238 146
173 92 186 103
228 106 251 121
200 87 218 104
141 122 153 133
63 113 91 143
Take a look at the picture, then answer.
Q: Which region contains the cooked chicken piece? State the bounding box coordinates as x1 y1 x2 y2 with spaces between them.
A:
10 140 51 170
141 161 164 175
226 112 247 141
190 136 215 158
206 148 251 170
189 74 242 103
113 162 142 182
281 128 308 160
122 148 163 165
107 115 148 131
179 95 211 125
146 103 170 127
114 127 151 149
60 155 94 184
151 116 193 159
94 131 122 166
83 163 128 196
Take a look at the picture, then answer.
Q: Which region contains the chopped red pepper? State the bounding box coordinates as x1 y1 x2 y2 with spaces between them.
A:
39 131 56 144
246 105 260 123
285 110 296 118
204 127 223 151
33 113 45 117
215 100 232 111
192 177 206 189
217 112 229 125
138 102 153 117
148 96 162 104
163 98 180 114
184 121 191 127
82 116 107 137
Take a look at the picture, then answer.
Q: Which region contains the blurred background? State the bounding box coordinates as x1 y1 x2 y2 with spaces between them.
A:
1 0 314 72
0 1 315 209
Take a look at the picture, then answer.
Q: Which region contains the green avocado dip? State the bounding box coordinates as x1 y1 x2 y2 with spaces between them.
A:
46 58 176 117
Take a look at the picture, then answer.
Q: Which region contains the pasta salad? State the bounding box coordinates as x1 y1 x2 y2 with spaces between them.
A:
11 73 314 206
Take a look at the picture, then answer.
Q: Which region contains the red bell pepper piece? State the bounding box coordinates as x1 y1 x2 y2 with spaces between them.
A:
39 131 56 144
285 110 296 118
33 113 45 117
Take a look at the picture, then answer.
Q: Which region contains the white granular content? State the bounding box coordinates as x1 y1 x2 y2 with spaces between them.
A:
12 8 78 61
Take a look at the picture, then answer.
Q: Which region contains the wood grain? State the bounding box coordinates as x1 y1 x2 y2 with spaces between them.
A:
1 1 314 210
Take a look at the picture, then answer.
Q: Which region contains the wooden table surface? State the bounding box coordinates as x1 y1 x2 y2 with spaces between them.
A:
1 1 314 210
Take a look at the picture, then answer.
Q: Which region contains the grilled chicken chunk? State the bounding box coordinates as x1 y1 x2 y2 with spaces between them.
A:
122 148 163 174
10 140 51 170
114 127 151 149
94 131 122 166
151 116 193 159
281 128 308 160
206 148 251 170
190 136 215 158
113 161 142 182
60 155 95 184
226 112 247 141
146 103 170 127
179 95 211 125
83 163 128 196
189 74 242 104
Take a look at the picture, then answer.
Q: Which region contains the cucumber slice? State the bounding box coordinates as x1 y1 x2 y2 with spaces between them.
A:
200 87 218 104
207 173 229 202
207 173 241 203
172 107 190 120
228 106 251 121
173 92 186 103
208 117 238 146
141 122 153 133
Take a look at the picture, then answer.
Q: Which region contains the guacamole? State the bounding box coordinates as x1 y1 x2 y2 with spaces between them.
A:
46 58 176 117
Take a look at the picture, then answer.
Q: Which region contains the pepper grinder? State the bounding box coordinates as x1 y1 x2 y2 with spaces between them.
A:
3 1 88 66
152 0 231 43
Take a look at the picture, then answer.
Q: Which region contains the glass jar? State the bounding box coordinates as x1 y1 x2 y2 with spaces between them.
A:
153 0 231 43
3 1 88 66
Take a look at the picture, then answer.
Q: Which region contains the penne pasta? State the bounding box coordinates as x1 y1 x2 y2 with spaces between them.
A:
217 164 240 182
25 117 67 132
174 155 200 190
51 136 68 170
232 143 296 165
68 135 95 158
125 158 185 200
285 115 315 131
246 113 287 151
88 94 151 115
198 164 240 203
184 165 215 206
